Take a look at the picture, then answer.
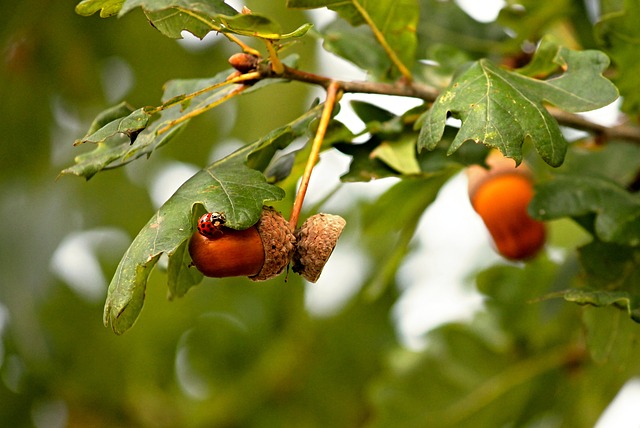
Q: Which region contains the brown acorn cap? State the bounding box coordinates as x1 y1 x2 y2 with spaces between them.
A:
250 206 296 281
292 213 346 283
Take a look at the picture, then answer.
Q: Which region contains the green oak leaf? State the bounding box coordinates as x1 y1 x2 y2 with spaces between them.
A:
288 0 418 80
119 0 311 40
417 39 618 167
596 0 640 116
103 104 323 335
530 175 640 246
321 19 391 80
62 57 299 180
335 138 399 182
75 0 125 17
371 135 421 175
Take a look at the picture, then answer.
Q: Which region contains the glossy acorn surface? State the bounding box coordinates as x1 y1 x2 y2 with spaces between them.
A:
470 171 546 260
189 226 265 278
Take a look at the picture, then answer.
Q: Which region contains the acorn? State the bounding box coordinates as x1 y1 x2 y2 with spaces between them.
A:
189 206 296 281
467 151 546 261
292 213 346 283
228 53 259 74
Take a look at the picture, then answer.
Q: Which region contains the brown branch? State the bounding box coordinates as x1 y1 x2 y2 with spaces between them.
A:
276 65 640 145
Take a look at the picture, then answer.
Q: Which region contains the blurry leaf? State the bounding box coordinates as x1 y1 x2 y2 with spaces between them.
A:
75 0 125 17
103 105 323 334
476 257 561 344
288 0 418 80
582 306 640 369
321 19 392 81
596 0 640 116
561 239 640 323
560 141 640 186
497 0 574 48
335 138 399 182
369 324 577 428
530 175 640 246
417 125 489 173
361 171 456 298
351 100 395 123
417 39 618 167
350 100 404 138
119 0 310 40
371 135 420 175
416 0 507 58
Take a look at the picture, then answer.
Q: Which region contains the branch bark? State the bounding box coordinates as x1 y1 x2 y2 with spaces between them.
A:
278 65 640 145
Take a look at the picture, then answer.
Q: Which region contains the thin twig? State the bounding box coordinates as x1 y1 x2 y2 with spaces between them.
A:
278 65 640 145
157 85 246 135
289 82 342 229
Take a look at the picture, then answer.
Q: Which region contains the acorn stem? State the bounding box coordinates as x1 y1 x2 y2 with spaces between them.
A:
289 81 342 229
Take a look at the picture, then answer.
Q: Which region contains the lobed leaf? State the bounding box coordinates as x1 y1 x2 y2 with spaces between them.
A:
75 0 125 17
103 104 324 334
62 58 299 180
530 175 640 246
288 0 418 80
417 38 618 167
119 0 311 40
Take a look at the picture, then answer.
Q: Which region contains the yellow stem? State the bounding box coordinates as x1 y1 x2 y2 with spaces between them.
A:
157 71 261 113
352 0 413 82
289 82 341 229
224 33 261 57
157 85 246 135
264 40 284 75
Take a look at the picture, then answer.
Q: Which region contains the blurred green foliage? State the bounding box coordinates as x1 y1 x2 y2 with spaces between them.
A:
1 1 640 427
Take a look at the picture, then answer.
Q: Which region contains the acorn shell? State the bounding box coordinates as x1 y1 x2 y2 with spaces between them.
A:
250 206 296 281
467 150 545 261
292 213 346 283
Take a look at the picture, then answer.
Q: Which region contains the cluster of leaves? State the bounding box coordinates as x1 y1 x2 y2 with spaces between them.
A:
65 0 640 339
0 0 632 426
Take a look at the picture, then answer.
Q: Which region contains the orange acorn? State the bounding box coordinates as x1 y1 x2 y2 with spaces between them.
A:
189 206 296 280
467 152 546 261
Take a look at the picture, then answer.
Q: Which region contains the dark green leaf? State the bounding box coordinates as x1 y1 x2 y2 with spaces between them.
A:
103 105 324 334
120 0 310 40
530 175 640 246
596 0 640 115
583 306 640 368
416 0 507 58
321 19 393 81
81 102 136 137
62 59 299 179
289 0 418 80
559 140 640 187
418 39 618 166
558 239 640 323
75 0 125 17
75 107 151 145
335 138 399 182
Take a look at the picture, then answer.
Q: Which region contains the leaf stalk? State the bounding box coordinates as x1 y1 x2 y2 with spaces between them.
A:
289 81 342 229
